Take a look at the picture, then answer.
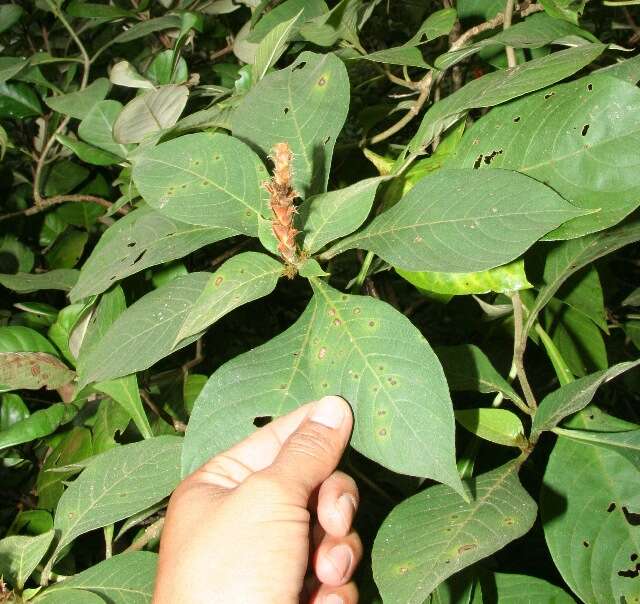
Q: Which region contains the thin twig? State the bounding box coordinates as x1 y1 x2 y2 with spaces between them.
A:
0 195 127 222
510 292 537 411
503 0 518 68
124 517 165 553
182 339 204 378
140 390 187 433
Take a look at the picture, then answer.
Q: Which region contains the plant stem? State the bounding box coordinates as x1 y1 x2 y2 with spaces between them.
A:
124 517 165 553
351 251 375 292
534 323 574 386
510 292 537 410
503 0 518 68
0 194 126 222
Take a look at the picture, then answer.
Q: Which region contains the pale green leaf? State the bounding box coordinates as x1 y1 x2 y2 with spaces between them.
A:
57 134 122 166
554 426 640 467
406 7 457 45
299 0 360 47
40 551 157 604
455 408 526 447
94 379 152 440
71 207 235 301
34 588 105 603
50 436 181 558
113 15 182 44
0 530 54 589
91 398 130 454
372 461 537 603
323 169 584 273
299 177 383 254
0 404 77 450
253 11 302 81
109 61 155 90
248 0 327 43
232 52 349 197
541 408 639 604
0 326 58 355
183 278 462 492
358 46 430 68
410 44 605 152
78 100 132 158
532 360 640 437
77 273 209 388
397 259 531 296
132 133 269 234
45 79 110 120
113 85 189 144
177 252 282 342
452 74 640 238
0 270 78 293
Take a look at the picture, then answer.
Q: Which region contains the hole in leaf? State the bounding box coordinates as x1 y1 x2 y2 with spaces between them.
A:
632 553 638 562
133 250 147 264
513 116 521 123
483 149 503 165
583 541 590 548
292 61 306 71
318 76 327 86
623 506 640 526
253 416 272 427
283 107 289 115
607 502 617 513
581 124 590 136
473 155 482 169
127 241 136 247
618 564 640 579
323 136 330 145
587 83 593 91
544 91 555 100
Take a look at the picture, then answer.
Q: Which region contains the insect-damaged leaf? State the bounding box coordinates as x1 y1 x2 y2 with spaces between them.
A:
183 278 462 493
372 461 537 603
324 169 584 273
0 353 75 391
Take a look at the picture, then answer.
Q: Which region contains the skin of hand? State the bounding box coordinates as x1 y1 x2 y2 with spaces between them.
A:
153 395 362 604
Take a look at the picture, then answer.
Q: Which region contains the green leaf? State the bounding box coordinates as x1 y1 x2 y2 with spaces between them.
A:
248 0 327 43
49 436 181 559
0 270 79 293
410 44 605 152
146 50 189 86
435 13 596 70
532 360 640 437
79 286 153 439
232 52 350 197
253 11 302 81
57 202 105 230
36 427 92 511
299 177 382 254
56 134 122 166
71 207 236 301
177 252 282 342
358 46 430 68
0 5 24 34
541 408 639 604
455 408 525 447
527 219 640 336
452 74 640 239
91 398 130 454
1 393 29 430
557 266 607 331
113 15 182 44
40 551 157 604
0 326 58 355
132 133 269 234
436 344 524 405
109 60 155 90
65 1 134 19
0 235 35 273
0 82 42 118
34 589 105 603
554 426 640 467
406 7 458 44
0 404 77 451
78 100 132 158
184 278 462 492
113 85 189 144
323 169 584 272
0 530 54 589
45 229 88 269
488 572 576 603
0 353 75 391
397 259 531 296
0 57 30 84
598 53 640 85
44 162 89 197
372 461 537 604
299 0 360 46
77 273 209 387
44 79 110 120
48 302 90 364
541 0 586 24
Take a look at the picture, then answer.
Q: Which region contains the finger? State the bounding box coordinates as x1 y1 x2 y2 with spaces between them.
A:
309 581 359 604
313 531 363 587
317 471 359 538
191 403 313 487
263 396 354 505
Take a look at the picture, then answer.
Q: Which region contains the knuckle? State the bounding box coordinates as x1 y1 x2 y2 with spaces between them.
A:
287 426 336 461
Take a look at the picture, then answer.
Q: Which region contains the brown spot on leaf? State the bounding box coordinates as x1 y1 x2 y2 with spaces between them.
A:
457 543 477 554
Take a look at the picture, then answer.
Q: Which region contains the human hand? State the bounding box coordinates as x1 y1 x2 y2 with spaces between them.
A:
153 395 362 604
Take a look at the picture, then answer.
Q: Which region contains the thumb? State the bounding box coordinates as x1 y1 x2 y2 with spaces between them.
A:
265 396 353 505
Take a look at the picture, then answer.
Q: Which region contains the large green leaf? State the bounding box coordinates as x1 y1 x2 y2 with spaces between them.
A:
232 51 349 197
0 326 58 355
184 278 462 492
397 259 531 296
0 353 75 391
41 551 157 604
132 133 269 234
253 11 301 81
532 360 640 438
323 169 583 272
80 286 153 439
0 404 77 451
541 409 640 604
77 273 209 388
553 426 640 467
0 270 78 293
372 461 537 603
44 79 110 120
177 252 282 341
453 74 640 238
0 82 42 118
557 266 607 332
299 177 382 254
489 572 576 603
526 219 640 336
70 206 235 301
56 134 123 166
49 436 181 560
410 44 604 152
34 589 105 604
0 530 54 589
455 408 526 448
78 100 132 158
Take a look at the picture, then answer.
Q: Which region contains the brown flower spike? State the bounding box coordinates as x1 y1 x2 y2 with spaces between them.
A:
264 142 299 265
